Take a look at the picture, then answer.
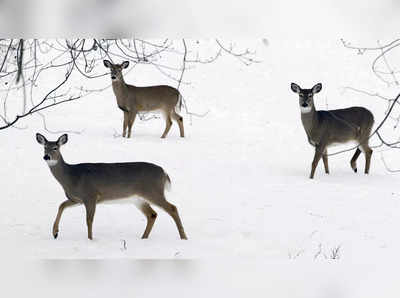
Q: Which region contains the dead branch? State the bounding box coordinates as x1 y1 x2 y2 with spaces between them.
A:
327 92 400 156
341 38 400 86
0 39 259 132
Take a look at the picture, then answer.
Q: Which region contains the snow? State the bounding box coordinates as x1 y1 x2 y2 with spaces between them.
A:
1 38 400 264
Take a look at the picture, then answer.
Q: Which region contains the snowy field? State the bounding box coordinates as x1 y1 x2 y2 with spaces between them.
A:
2 37 400 263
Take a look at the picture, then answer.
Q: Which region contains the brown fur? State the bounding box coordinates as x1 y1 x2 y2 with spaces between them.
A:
291 83 374 179
36 133 187 240
104 60 185 138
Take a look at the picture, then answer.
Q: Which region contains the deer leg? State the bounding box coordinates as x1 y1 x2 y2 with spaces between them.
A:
350 148 362 173
310 145 324 179
84 202 96 240
161 113 173 138
171 111 185 138
127 111 137 138
361 144 373 174
159 199 187 240
52 199 79 239
122 112 128 138
136 202 158 239
322 149 329 174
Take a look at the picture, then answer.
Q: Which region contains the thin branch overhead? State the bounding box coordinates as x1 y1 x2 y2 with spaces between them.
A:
341 38 400 86
336 38 400 171
0 39 259 131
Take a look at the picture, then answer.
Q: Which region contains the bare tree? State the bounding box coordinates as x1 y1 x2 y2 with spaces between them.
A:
340 38 400 170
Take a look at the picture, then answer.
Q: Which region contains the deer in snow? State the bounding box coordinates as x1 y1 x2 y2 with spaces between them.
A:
290 82 374 179
103 60 185 139
36 133 187 240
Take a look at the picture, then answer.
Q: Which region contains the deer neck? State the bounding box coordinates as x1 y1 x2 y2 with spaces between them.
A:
300 105 319 137
111 79 129 103
48 155 72 189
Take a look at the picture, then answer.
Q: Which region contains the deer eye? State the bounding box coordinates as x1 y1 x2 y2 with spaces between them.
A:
53 148 58 151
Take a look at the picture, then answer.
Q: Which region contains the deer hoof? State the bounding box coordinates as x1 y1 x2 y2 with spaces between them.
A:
53 232 58 239
353 168 357 173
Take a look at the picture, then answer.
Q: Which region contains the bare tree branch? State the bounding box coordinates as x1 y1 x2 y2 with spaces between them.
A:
0 38 259 132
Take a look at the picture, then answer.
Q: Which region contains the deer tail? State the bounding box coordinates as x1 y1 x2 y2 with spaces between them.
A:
176 93 183 113
164 172 171 192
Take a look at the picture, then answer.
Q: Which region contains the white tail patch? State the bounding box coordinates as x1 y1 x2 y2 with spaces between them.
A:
165 178 171 192
175 94 183 113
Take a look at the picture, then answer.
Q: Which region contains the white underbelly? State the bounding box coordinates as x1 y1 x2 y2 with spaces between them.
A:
100 196 146 207
328 140 359 148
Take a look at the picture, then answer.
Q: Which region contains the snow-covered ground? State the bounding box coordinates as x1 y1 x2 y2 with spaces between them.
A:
2 37 400 261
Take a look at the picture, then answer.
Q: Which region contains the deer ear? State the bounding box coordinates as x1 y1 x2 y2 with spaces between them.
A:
103 60 112 68
36 133 47 145
121 61 129 69
57 134 68 146
312 83 322 94
291 83 301 94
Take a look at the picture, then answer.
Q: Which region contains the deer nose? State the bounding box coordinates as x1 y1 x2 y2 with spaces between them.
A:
111 75 116 80
301 103 308 107
43 155 50 161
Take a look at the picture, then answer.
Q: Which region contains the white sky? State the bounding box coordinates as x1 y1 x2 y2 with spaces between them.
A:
0 0 398 40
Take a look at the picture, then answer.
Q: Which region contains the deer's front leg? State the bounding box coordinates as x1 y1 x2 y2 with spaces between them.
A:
123 112 128 138
310 145 325 179
53 199 78 239
127 110 137 138
84 202 97 240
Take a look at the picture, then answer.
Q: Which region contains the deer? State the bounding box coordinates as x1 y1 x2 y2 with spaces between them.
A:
103 60 185 139
290 82 374 179
36 133 187 240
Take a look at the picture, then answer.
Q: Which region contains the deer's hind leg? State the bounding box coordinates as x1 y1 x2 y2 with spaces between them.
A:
171 110 185 137
135 202 158 239
360 143 373 174
322 149 329 174
350 148 362 173
154 195 187 240
161 112 173 138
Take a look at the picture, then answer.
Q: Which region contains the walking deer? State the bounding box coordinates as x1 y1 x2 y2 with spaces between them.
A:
103 60 185 138
290 83 374 179
36 133 187 240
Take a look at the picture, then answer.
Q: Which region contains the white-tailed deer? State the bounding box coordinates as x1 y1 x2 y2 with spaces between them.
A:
36 133 187 240
103 60 185 138
290 83 374 179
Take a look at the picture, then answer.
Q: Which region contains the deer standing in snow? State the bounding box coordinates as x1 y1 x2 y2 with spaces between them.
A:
36 133 187 240
104 60 185 138
291 82 374 179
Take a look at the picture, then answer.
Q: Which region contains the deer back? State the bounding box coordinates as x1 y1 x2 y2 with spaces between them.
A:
125 84 180 112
